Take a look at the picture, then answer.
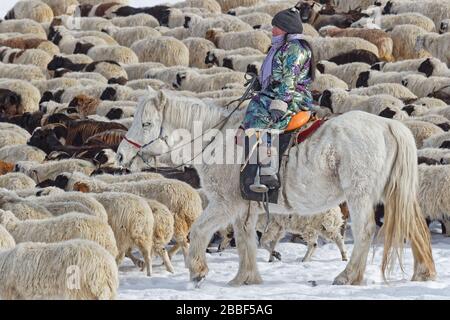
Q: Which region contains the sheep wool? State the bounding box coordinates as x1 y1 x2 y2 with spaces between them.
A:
131 37 190 67
0 239 119 299
0 224 15 250
0 210 118 258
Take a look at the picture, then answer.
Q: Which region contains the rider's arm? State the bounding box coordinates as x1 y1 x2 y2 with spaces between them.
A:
269 42 310 114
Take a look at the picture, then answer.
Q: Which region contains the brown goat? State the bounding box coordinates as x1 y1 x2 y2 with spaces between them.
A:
68 95 101 117
85 129 126 148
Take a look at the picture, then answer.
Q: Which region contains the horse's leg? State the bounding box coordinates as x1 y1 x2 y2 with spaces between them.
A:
228 208 262 286
188 202 238 284
333 196 376 285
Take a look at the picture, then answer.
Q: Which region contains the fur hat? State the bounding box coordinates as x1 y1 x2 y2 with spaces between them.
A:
272 7 303 34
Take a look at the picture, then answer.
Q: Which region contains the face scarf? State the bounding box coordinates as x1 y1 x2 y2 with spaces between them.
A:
259 33 305 91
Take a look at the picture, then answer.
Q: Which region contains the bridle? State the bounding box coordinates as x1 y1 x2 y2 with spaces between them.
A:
122 73 260 170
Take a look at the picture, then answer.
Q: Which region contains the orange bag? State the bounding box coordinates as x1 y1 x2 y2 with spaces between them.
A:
285 111 311 132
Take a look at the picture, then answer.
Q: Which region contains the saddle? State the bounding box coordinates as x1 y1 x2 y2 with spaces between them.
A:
239 111 327 204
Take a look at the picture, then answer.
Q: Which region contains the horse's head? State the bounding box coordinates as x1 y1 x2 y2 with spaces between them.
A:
116 89 170 167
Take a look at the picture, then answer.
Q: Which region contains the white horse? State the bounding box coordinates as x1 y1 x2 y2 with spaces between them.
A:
117 90 436 286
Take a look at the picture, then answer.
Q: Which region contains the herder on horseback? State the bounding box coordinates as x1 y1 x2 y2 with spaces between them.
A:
240 7 316 191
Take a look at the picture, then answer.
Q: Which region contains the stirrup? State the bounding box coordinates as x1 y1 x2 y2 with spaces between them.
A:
249 167 269 193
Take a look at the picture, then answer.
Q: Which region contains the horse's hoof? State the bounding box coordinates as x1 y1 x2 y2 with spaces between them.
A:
192 276 205 288
332 272 350 285
412 271 436 282
272 251 282 261
342 257 348 262
228 274 263 286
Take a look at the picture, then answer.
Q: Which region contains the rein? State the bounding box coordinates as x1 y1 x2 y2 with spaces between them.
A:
125 73 259 170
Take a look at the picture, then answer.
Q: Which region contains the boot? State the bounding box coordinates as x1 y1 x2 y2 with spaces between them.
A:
249 132 280 192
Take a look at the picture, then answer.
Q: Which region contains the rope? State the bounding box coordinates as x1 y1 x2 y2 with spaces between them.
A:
134 73 259 170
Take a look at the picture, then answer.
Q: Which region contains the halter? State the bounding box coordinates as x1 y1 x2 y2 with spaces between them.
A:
123 73 260 170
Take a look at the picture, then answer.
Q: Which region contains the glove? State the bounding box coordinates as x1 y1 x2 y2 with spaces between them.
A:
269 109 285 123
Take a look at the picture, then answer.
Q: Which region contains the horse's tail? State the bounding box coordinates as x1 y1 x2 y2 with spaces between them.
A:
381 121 436 281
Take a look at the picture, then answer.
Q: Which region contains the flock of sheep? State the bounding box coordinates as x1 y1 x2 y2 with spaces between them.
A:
0 0 449 299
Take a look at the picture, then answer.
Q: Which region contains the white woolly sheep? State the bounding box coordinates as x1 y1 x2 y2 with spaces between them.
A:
187 14 253 38
30 191 108 222
14 186 64 198
123 62 165 80
423 132 450 149
0 47 52 72
256 207 347 262
418 148 450 165
418 164 450 236
182 37 216 69
221 54 265 73
319 89 408 119
0 239 118 300
131 36 189 67
103 26 161 48
319 26 394 62
205 47 262 67
228 1 296 16
65 172 203 263
0 19 47 39
311 72 349 92
316 60 371 88
56 16 114 32
126 79 168 91
307 36 379 62
15 159 96 183
0 210 118 258
0 173 36 191
40 0 79 16
388 24 432 60
160 26 192 40
382 0 450 30
0 62 45 81
413 114 450 132
350 83 418 101
0 188 53 220
0 145 46 163
95 172 163 184
0 224 14 250
402 120 444 148
353 12 436 32
415 32 450 66
415 97 449 109
237 12 272 28
174 69 246 92
355 70 412 88
5 0 54 23
0 79 41 113
401 74 450 98
173 0 222 13
372 57 450 78
0 130 29 149
111 14 159 28
80 45 139 65
87 192 155 276
429 107 450 122
62 71 108 84
205 28 270 53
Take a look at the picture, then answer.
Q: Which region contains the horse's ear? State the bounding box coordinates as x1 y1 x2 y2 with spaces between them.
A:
147 85 156 94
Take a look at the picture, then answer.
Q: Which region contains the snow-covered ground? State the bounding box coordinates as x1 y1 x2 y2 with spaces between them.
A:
119 226 450 300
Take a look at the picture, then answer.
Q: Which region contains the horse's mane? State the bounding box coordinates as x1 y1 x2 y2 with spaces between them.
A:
161 90 244 132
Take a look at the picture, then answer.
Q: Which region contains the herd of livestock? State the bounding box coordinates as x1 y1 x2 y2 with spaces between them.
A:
0 0 449 299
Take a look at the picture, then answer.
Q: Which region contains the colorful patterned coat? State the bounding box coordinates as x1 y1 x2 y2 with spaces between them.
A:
242 39 314 130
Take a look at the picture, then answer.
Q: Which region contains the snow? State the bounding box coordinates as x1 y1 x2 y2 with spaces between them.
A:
118 226 450 300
